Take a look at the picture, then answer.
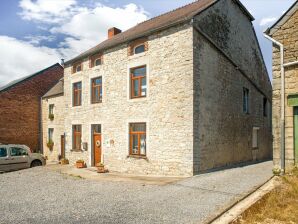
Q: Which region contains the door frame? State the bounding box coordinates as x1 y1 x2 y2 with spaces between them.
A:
294 107 298 164
91 124 101 167
61 134 65 159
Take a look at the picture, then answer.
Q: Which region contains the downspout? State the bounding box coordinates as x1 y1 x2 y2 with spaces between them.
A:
263 34 285 174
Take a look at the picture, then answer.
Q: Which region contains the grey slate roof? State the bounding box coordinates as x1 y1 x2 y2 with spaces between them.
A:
265 0 298 36
0 63 62 93
65 0 254 65
43 79 64 98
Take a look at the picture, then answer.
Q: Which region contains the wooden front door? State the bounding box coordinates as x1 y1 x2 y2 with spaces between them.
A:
61 135 65 159
93 133 101 165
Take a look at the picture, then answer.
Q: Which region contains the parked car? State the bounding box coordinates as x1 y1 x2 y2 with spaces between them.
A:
0 144 46 172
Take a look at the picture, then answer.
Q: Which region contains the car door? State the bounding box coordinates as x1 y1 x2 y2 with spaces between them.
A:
9 146 30 170
0 146 10 172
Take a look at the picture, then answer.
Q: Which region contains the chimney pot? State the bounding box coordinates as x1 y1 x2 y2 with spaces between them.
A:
108 27 122 39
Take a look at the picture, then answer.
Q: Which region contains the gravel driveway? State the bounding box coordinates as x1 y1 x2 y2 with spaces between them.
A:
0 161 272 224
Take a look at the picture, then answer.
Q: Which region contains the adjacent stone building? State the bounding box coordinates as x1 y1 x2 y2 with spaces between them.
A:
265 1 298 171
0 64 63 152
42 0 272 176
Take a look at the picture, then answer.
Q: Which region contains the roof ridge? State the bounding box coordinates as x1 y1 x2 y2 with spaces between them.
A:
137 0 199 26
0 63 62 93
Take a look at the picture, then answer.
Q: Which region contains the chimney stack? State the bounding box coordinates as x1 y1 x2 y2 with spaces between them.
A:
108 27 122 39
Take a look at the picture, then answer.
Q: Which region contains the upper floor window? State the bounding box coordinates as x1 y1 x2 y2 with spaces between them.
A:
134 44 145 54
129 123 146 156
72 61 83 74
130 66 146 99
263 97 268 117
73 125 82 151
91 77 102 104
128 38 148 56
49 104 54 115
90 53 103 68
49 104 54 120
243 88 249 114
73 82 82 106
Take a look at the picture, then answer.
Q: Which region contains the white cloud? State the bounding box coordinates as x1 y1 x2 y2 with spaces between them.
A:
19 0 77 24
0 0 149 87
0 36 61 86
18 0 149 60
24 35 56 45
51 3 148 58
260 17 277 26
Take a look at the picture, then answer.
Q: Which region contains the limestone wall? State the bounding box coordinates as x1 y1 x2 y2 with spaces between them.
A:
272 9 298 169
193 0 272 172
63 23 194 176
42 95 65 163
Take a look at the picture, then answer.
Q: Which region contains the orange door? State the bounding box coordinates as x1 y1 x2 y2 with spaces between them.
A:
93 133 101 165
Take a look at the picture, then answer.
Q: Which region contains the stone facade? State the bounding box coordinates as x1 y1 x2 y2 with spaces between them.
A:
42 94 65 162
192 0 272 172
42 0 272 176
0 64 63 152
270 6 298 170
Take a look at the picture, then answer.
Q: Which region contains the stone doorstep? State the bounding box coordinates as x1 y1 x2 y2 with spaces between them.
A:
45 164 185 186
205 176 280 224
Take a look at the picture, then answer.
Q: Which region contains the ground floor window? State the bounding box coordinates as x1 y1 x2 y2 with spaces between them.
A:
48 128 54 141
252 127 259 149
129 123 146 156
73 125 82 150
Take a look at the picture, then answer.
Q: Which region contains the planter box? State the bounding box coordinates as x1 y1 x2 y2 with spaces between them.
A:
76 162 86 169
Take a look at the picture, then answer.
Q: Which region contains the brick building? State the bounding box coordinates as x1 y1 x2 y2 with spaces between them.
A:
0 63 63 152
43 0 272 176
265 1 298 172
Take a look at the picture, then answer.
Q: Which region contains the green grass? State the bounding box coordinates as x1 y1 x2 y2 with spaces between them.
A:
234 169 298 224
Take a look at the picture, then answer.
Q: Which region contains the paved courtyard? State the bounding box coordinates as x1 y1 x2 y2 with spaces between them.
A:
0 161 272 224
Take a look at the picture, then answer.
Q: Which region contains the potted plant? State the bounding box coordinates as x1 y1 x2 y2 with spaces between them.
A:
60 158 69 165
76 160 86 168
46 139 54 151
96 163 106 173
49 114 54 121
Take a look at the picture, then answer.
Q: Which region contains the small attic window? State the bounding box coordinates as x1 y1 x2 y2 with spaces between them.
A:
76 64 82 72
134 44 145 54
90 53 103 68
128 38 148 56
72 61 83 74
95 58 101 66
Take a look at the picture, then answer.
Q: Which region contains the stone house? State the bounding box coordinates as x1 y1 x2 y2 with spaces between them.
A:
42 0 272 176
265 1 298 172
0 64 63 152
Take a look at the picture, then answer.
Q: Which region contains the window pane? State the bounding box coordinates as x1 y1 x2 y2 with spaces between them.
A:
134 45 145 54
133 79 139 96
10 147 28 157
140 134 146 155
131 123 146 132
95 58 101 66
132 67 146 77
93 125 101 133
76 65 81 72
49 104 54 114
132 135 139 154
0 148 7 157
141 77 146 96
48 128 54 141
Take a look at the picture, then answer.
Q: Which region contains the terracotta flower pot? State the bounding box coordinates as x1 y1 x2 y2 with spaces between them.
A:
76 161 86 168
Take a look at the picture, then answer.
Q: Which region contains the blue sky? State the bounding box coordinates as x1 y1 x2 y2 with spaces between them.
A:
0 0 295 86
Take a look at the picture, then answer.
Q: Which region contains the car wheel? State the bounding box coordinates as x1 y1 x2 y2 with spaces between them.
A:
31 160 42 168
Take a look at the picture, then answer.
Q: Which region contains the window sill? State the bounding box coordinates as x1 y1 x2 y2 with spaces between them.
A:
129 96 147 102
129 52 146 60
126 155 148 161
